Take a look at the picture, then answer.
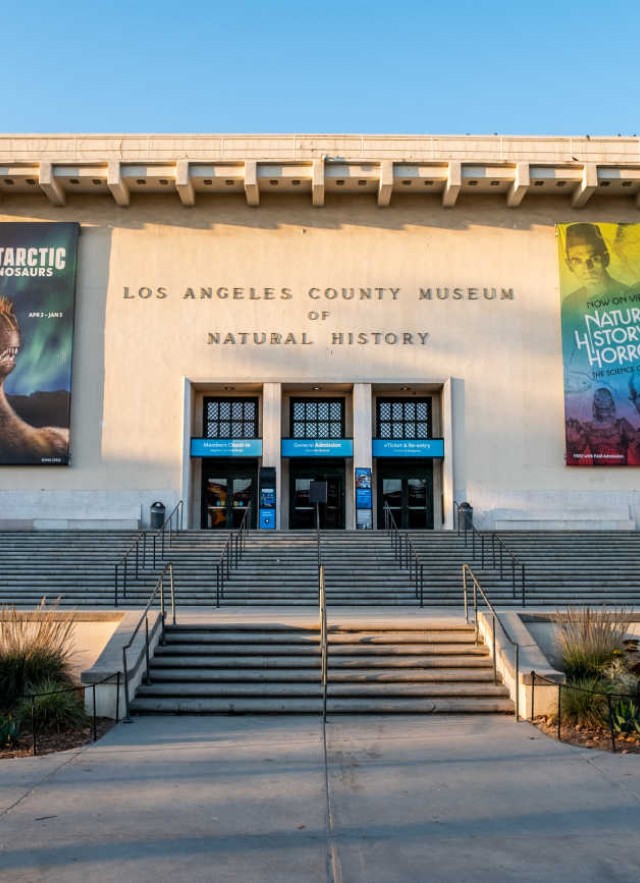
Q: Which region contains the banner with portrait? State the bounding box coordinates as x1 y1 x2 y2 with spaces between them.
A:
558 222 640 466
0 222 79 465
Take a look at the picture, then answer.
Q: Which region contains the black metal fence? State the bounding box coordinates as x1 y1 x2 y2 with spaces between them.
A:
531 671 640 754
5 672 122 757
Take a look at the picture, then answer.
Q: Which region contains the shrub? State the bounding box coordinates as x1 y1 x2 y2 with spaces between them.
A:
558 607 630 680
557 676 612 728
0 601 75 708
0 713 21 747
611 699 640 735
17 677 87 735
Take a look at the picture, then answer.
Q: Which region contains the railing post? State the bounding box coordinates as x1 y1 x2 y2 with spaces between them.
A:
557 684 562 742
419 563 424 608
606 693 617 753
492 615 497 684
462 566 468 622
514 645 520 722
160 574 166 644
115 671 121 723
473 579 479 644
531 670 535 721
92 684 98 742
170 563 176 625
144 616 151 685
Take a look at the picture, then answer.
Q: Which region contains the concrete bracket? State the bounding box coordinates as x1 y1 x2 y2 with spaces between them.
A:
571 163 598 208
378 160 394 207
176 160 195 207
244 161 260 206
39 162 65 206
107 160 130 207
312 158 325 207
507 162 530 208
442 161 461 207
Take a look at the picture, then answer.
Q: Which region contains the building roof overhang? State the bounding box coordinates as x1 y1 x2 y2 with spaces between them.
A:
1 133 639 209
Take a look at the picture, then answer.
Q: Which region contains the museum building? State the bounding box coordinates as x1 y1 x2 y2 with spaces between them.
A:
1 133 640 532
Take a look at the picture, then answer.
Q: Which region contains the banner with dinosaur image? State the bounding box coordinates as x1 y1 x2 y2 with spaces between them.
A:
558 222 640 466
0 222 79 465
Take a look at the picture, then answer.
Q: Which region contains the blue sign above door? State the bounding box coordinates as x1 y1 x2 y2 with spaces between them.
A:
191 438 263 458
372 438 444 458
281 438 353 458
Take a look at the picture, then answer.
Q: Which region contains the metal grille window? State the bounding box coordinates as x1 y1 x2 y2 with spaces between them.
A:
204 398 259 439
290 398 345 439
376 398 432 439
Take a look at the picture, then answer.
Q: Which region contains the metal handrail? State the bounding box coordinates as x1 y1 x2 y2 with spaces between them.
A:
114 532 149 606
462 563 520 720
114 500 184 606
317 500 328 720
319 562 328 721
214 503 252 607
455 500 526 603
154 500 184 561
383 504 425 606
121 562 176 719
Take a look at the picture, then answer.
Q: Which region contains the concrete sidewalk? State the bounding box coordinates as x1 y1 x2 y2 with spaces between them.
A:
2 715 640 882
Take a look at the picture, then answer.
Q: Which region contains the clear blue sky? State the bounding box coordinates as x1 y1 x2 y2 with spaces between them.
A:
4 0 638 136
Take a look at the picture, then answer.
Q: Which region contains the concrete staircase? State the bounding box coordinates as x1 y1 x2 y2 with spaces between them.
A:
322 532 416 605
0 530 142 607
1 527 639 610
130 620 513 715
492 530 640 605
220 532 318 605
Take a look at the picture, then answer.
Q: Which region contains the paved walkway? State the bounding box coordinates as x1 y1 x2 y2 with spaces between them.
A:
2 715 640 882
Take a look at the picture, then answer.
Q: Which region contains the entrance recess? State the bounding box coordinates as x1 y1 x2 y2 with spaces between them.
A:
289 459 345 529
201 459 257 529
376 460 434 529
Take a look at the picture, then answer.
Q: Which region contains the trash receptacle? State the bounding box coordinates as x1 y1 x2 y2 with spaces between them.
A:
459 501 473 531
150 501 166 530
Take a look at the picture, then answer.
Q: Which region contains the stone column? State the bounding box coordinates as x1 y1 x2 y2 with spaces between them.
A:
262 383 282 528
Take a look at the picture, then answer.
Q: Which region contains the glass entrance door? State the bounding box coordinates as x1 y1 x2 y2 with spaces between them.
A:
377 461 434 529
201 461 257 529
289 460 345 529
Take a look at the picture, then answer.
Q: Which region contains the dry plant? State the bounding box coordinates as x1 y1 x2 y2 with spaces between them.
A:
558 607 631 679
0 600 76 707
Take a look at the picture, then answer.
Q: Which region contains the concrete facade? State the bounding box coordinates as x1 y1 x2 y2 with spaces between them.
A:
1 134 640 530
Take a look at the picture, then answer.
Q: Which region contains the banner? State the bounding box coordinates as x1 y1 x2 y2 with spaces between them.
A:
0 223 79 465
558 223 640 466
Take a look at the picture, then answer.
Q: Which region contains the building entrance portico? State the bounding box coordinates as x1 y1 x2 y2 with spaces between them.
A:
201 460 258 529
289 459 346 529
376 459 434 529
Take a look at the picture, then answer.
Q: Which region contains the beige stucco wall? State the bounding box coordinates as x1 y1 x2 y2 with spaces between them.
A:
1 192 640 528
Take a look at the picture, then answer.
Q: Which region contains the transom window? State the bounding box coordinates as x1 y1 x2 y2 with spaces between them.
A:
204 397 259 439
376 398 432 439
290 398 345 439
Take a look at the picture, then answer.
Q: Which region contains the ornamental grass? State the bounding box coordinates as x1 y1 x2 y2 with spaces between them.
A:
558 607 631 680
0 600 75 709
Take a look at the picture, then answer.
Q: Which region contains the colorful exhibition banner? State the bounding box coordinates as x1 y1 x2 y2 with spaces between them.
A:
558 222 640 466
0 222 79 466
